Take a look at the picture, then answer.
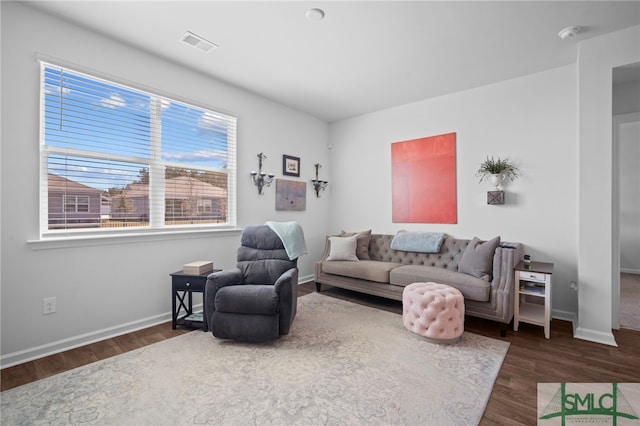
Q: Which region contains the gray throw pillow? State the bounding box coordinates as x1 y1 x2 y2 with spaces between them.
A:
459 236 501 281
340 229 372 260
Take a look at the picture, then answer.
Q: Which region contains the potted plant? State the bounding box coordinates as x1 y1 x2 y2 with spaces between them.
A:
476 156 519 188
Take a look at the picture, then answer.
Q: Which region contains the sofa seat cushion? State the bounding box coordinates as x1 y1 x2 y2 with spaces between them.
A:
389 265 490 302
321 260 403 283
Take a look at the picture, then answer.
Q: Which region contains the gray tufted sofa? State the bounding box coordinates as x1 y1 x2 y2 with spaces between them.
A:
315 234 523 334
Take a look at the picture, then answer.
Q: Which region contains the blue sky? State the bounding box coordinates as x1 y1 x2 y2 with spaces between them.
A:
43 65 232 191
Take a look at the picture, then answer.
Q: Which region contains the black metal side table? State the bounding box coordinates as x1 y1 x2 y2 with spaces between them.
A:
170 269 221 331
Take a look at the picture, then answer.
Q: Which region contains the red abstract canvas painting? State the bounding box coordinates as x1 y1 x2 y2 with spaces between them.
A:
391 133 457 223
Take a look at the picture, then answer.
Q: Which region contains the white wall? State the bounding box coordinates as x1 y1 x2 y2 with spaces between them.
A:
576 25 640 345
329 65 579 321
0 2 330 366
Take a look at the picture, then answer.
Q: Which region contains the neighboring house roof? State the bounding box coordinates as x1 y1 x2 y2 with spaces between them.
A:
48 174 101 194
124 176 226 199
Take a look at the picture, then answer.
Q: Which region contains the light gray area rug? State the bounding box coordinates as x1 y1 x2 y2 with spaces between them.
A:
1 292 509 425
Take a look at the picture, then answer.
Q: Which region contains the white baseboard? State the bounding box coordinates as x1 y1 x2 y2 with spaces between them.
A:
0 311 173 369
620 268 640 275
3 276 317 369
298 274 315 284
574 327 618 347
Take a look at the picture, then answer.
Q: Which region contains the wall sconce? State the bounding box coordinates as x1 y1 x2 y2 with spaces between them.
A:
311 163 329 197
250 152 274 195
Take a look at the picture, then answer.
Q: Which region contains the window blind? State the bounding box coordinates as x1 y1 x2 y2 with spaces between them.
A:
40 62 237 234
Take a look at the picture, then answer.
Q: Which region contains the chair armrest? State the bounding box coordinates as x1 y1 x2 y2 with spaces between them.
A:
207 269 243 291
315 236 332 280
273 267 298 293
204 268 243 330
318 236 332 261
489 242 524 322
274 267 299 334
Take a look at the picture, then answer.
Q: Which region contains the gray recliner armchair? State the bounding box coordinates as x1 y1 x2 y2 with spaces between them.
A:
204 225 298 342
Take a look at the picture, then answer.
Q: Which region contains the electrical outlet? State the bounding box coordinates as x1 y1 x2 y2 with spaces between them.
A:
43 297 56 315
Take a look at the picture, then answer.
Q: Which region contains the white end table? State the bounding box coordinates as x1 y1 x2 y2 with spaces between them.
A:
514 261 554 339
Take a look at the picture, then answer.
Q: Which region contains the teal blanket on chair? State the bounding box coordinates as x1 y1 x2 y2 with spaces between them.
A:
265 221 308 260
390 230 445 253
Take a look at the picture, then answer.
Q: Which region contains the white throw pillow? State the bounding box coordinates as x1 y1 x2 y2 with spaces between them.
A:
327 235 359 261
340 229 372 260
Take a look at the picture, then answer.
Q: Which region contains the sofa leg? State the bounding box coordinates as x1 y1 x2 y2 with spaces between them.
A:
500 323 508 337
315 282 322 292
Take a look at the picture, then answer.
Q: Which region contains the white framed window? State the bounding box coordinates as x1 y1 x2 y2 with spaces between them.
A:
197 199 212 213
40 62 237 236
63 195 89 213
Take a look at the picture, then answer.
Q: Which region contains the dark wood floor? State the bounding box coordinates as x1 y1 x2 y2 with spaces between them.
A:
2 282 639 425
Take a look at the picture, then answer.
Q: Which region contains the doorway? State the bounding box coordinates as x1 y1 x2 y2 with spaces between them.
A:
613 62 640 331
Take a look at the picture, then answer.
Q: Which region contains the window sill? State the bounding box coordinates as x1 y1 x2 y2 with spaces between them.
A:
27 227 242 250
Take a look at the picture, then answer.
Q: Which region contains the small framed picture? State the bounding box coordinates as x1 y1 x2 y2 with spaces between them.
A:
282 155 300 177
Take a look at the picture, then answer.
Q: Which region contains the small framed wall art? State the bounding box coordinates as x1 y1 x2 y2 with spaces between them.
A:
282 155 300 177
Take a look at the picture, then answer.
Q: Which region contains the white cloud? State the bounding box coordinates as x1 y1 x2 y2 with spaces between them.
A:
162 149 226 163
198 111 226 131
44 84 71 96
101 93 126 109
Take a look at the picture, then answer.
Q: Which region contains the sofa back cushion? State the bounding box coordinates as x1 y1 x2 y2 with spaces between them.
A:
368 234 469 271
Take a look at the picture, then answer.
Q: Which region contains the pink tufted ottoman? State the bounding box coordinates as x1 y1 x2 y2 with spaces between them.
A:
402 282 465 344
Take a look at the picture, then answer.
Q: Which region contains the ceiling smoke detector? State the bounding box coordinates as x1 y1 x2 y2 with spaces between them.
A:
181 31 218 52
558 26 581 40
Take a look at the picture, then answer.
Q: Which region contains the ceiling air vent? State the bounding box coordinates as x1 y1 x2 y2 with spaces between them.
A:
181 31 218 53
